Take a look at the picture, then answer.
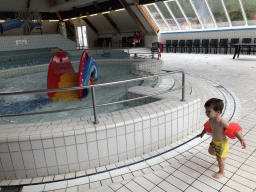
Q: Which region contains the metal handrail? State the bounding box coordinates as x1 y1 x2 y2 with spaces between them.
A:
0 70 185 123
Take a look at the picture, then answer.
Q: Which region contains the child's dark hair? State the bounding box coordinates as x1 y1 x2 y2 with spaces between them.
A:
204 98 224 113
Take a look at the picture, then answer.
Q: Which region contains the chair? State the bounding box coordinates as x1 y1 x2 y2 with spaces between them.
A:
126 37 133 47
97 38 104 47
193 39 201 54
186 40 193 53
241 38 251 55
202 39 210 54
219 39 228 54
151 42 159 58
105 37 112 47
229 38 239 54
135 38 143 47
172 40 178 53
94 40 98 47
210 39 218 54
166 40 172 53
253 38 256 54
119 37 127 47
179 40 186 53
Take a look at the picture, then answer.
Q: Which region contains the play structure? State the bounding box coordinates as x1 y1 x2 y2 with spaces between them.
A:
0 18 41 34
47 50 99 101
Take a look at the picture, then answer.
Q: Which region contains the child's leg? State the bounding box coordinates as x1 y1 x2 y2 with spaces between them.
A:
213 156 226 179
208 145 227 160
208 145 216 156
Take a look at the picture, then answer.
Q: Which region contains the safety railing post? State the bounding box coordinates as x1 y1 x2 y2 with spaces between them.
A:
91 87 99 124
181 71 185 101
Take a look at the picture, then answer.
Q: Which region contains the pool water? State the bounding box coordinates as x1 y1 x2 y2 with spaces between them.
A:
0 63 151 124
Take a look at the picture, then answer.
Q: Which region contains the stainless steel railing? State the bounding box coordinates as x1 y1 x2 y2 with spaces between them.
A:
0 70 185 123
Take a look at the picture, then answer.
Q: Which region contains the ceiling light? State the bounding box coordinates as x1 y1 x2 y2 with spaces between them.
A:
80 16 87 18
70 17 77 20
90 14 98 16
49 20 59 22
102 11 110 14
115 8 125 12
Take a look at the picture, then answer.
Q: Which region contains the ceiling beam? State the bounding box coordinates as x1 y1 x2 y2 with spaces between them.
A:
103 14 121 35
92 1 99 9
47 0 63 21
132 0 159 35
26 0 31 9
119 0 148 35
82 18 99 36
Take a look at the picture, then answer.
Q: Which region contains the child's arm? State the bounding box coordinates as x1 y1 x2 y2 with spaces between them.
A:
197 128 206 138
235 131 246 149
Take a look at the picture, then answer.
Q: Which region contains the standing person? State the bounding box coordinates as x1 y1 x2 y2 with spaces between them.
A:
197 98 246 179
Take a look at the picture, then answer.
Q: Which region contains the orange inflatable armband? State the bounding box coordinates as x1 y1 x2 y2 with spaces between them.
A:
224 123 242 139
204 121 212 134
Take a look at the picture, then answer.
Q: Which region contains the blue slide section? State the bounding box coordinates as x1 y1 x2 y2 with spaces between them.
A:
0 19 41 33
0 19 22 33
82 54 99 97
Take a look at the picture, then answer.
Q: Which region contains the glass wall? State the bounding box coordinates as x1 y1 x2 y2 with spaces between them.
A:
241 0 256 25
208 0 229 27
145 0 255 32
178 0 202 29
165 1 189 30
223 0 245 26
156 1 179 30
146 4 169 31
191 0 215 28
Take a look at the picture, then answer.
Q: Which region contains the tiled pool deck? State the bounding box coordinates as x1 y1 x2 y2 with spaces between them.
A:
1 52 256 191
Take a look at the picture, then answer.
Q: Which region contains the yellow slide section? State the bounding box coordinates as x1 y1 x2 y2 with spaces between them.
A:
52 73 79 101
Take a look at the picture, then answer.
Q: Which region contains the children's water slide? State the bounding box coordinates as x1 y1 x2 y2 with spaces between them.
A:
0 18 41 33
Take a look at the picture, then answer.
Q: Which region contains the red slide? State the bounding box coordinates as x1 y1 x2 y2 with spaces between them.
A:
47 51 76 99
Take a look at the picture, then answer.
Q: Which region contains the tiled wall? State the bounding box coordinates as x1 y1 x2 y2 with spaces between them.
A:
159 28 256 44
130 60 162 76
0 34 77 52
0 59 201 180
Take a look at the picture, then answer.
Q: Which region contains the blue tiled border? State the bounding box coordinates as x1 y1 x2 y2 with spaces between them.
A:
160 27 256 35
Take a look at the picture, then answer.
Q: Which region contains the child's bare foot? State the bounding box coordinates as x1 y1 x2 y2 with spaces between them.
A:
212 172 225 179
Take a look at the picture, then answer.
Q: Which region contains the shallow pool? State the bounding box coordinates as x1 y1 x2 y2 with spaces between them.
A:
0 62 154 124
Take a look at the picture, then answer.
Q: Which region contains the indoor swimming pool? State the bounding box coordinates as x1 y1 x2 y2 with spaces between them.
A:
0 61 158 124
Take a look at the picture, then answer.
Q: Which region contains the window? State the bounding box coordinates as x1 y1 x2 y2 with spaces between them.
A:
208 0 229 27
223 0 245 26
241 0 256 25
76 26 88 49
146 4 170 31
178 0 202 29
156 1 179 30
191 0 215 28
144 0 255 32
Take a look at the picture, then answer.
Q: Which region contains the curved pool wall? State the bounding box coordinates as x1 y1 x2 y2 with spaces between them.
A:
0 59 200 180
